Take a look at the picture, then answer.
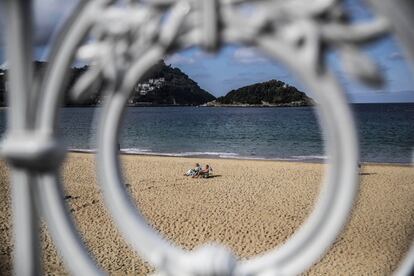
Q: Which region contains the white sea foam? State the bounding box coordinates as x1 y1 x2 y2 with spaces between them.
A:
68 148 327 162
291 155 328 160
121 149 239 158
121 148 151 154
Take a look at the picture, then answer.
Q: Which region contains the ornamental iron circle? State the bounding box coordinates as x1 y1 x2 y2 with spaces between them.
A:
41 0 363 274
1 0 413 275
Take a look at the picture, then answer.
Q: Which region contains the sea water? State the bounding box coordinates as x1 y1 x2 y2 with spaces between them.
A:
0 103 412 163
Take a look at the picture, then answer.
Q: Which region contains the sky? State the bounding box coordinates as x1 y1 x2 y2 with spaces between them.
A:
0 0 413 103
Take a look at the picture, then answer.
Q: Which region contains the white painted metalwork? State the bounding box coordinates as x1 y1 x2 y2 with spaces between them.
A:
0 0 413 275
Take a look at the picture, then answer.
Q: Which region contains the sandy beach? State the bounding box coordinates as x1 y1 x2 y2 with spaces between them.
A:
0 153 413 275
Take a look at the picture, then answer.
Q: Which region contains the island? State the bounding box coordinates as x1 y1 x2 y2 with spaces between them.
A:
128 60 216 106
206 80 313 107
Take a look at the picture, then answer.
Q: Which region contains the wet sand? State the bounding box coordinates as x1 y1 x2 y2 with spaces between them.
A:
0 153 413 274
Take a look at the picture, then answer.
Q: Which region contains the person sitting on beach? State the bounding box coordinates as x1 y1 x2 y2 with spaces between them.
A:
184 163 202 176
193 164 212 178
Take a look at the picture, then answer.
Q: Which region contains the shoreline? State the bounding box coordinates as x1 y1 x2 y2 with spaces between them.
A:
68 149 413 167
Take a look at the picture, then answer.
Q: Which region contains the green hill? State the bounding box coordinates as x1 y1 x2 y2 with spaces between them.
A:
214 80 312 107
130 60 216 106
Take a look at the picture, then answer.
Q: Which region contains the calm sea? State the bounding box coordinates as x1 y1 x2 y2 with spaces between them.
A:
0 103 413 163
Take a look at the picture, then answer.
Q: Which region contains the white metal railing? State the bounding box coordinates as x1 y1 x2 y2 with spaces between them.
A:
0 0 413 275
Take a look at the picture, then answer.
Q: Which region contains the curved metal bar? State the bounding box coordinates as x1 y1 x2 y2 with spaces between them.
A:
394 242 414 276
38 0 111 132
32 1 110 274
3 1 41 275
9 171 41 275
97 46 189 273
368 0 414 67
36 173 104 276
321 17 391 44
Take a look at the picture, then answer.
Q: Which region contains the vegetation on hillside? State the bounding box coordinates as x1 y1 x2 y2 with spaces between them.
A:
131 60 216 105
215 80 312 106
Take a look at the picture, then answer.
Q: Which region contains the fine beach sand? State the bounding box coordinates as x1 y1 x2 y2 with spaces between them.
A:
0 153 413 274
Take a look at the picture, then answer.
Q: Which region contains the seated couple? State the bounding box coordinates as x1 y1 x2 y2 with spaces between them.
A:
184 163 213 178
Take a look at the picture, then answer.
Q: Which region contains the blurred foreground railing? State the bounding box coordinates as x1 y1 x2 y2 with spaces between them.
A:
0 0 413 275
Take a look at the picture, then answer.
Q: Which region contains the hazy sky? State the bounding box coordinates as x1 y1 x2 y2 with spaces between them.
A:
0 0 413 103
